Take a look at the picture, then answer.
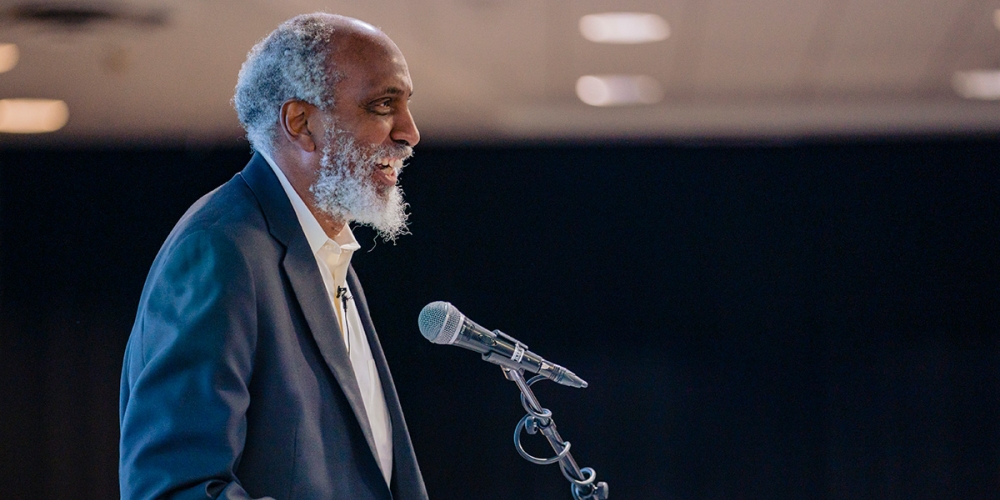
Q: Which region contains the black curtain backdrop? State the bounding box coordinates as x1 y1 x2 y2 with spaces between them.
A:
1 137 997 499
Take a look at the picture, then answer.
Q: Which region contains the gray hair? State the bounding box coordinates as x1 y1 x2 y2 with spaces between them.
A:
233 13 341 154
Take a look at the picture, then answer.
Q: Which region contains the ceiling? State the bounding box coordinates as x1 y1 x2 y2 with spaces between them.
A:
1 0 1000 147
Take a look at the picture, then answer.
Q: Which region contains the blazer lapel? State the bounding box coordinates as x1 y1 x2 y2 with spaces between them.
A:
348 267 428 499
240 154 382 468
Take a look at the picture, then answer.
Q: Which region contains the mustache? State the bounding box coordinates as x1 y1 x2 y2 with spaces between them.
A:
371 142 414 163
326 123 415 163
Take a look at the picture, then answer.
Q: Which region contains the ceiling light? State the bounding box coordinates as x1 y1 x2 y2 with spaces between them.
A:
579 13 669 44
576 75 663 106
0 99 69 133
0 44 18 73
952 70 1000 100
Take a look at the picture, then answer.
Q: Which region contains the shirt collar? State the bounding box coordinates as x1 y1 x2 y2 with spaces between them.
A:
260 150 361 255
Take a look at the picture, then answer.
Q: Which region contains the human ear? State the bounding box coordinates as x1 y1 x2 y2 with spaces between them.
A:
280 100 317 153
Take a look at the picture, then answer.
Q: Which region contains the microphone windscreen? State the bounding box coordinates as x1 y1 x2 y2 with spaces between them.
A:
418 301 464 345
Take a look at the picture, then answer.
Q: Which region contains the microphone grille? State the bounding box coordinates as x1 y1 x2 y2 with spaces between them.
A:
418 301 464 345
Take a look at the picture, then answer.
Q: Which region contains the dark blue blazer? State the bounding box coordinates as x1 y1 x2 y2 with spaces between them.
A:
120 154 427 500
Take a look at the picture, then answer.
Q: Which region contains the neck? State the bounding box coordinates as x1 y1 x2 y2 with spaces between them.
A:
269 145 348 239
268 148 347 240
310 206 348 239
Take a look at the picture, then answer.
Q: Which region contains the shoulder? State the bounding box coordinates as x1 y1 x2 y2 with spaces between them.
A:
139 172 285 300
176 173 264 241
160 171 282 262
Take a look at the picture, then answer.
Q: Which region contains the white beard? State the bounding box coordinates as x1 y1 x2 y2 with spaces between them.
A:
309 127 412 242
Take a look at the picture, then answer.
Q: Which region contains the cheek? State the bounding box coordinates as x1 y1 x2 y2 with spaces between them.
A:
355 121 393 146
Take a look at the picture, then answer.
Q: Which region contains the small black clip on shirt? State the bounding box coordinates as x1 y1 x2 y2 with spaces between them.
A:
336 286 353 353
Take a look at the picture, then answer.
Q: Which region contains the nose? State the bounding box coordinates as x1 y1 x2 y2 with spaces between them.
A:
391 105 420 148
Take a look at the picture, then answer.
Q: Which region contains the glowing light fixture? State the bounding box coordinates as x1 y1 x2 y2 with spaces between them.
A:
579 13 669 44
576 75 663 106
0 98 69 133
952 70 1000 100
0 43 18 73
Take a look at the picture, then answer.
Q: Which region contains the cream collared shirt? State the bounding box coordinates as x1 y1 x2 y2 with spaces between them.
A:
261 151 393 485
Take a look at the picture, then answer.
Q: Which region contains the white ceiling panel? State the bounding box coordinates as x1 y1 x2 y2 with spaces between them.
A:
940 3 1000 73
820 50 939 93
831 0 964 50
0 0 998 146
693 0 827 93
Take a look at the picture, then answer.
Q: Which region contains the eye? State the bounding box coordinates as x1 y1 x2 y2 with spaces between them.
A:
371 98 393 114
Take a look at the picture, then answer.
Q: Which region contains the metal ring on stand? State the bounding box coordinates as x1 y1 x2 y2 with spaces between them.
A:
519 375 553 416
514 413 572 465
506 370 608 499
567 467 605 500
563 465 596 488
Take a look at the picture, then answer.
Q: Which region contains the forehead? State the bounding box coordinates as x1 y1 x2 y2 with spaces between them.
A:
328 34 412 98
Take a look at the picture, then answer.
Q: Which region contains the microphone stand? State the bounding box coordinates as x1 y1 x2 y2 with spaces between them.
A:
502 367 610 500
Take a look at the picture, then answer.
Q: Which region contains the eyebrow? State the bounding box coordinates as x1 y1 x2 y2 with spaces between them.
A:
377 86 413 98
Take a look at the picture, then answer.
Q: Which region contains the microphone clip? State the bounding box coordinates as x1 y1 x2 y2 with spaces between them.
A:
482 330 531 371
495 330 528 363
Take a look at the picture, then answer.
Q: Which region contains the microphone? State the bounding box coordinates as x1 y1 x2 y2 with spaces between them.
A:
418 301 587 388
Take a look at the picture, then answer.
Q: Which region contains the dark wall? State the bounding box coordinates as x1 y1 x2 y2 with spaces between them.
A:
1 138 997 499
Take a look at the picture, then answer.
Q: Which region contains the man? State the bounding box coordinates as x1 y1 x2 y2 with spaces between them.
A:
119 13 427 500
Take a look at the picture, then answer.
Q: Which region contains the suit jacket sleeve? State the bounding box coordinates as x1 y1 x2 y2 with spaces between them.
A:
120 228 271 500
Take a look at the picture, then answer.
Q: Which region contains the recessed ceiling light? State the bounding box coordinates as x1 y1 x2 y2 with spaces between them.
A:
0 99 69 133
0 44 18 73
579 13 669 44
576 75 663 106
952 70 1000 100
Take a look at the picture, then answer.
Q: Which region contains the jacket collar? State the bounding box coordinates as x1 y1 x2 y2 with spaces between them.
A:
240 153 384 475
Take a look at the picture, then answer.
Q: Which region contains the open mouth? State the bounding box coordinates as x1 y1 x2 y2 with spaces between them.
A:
374 157 403 186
